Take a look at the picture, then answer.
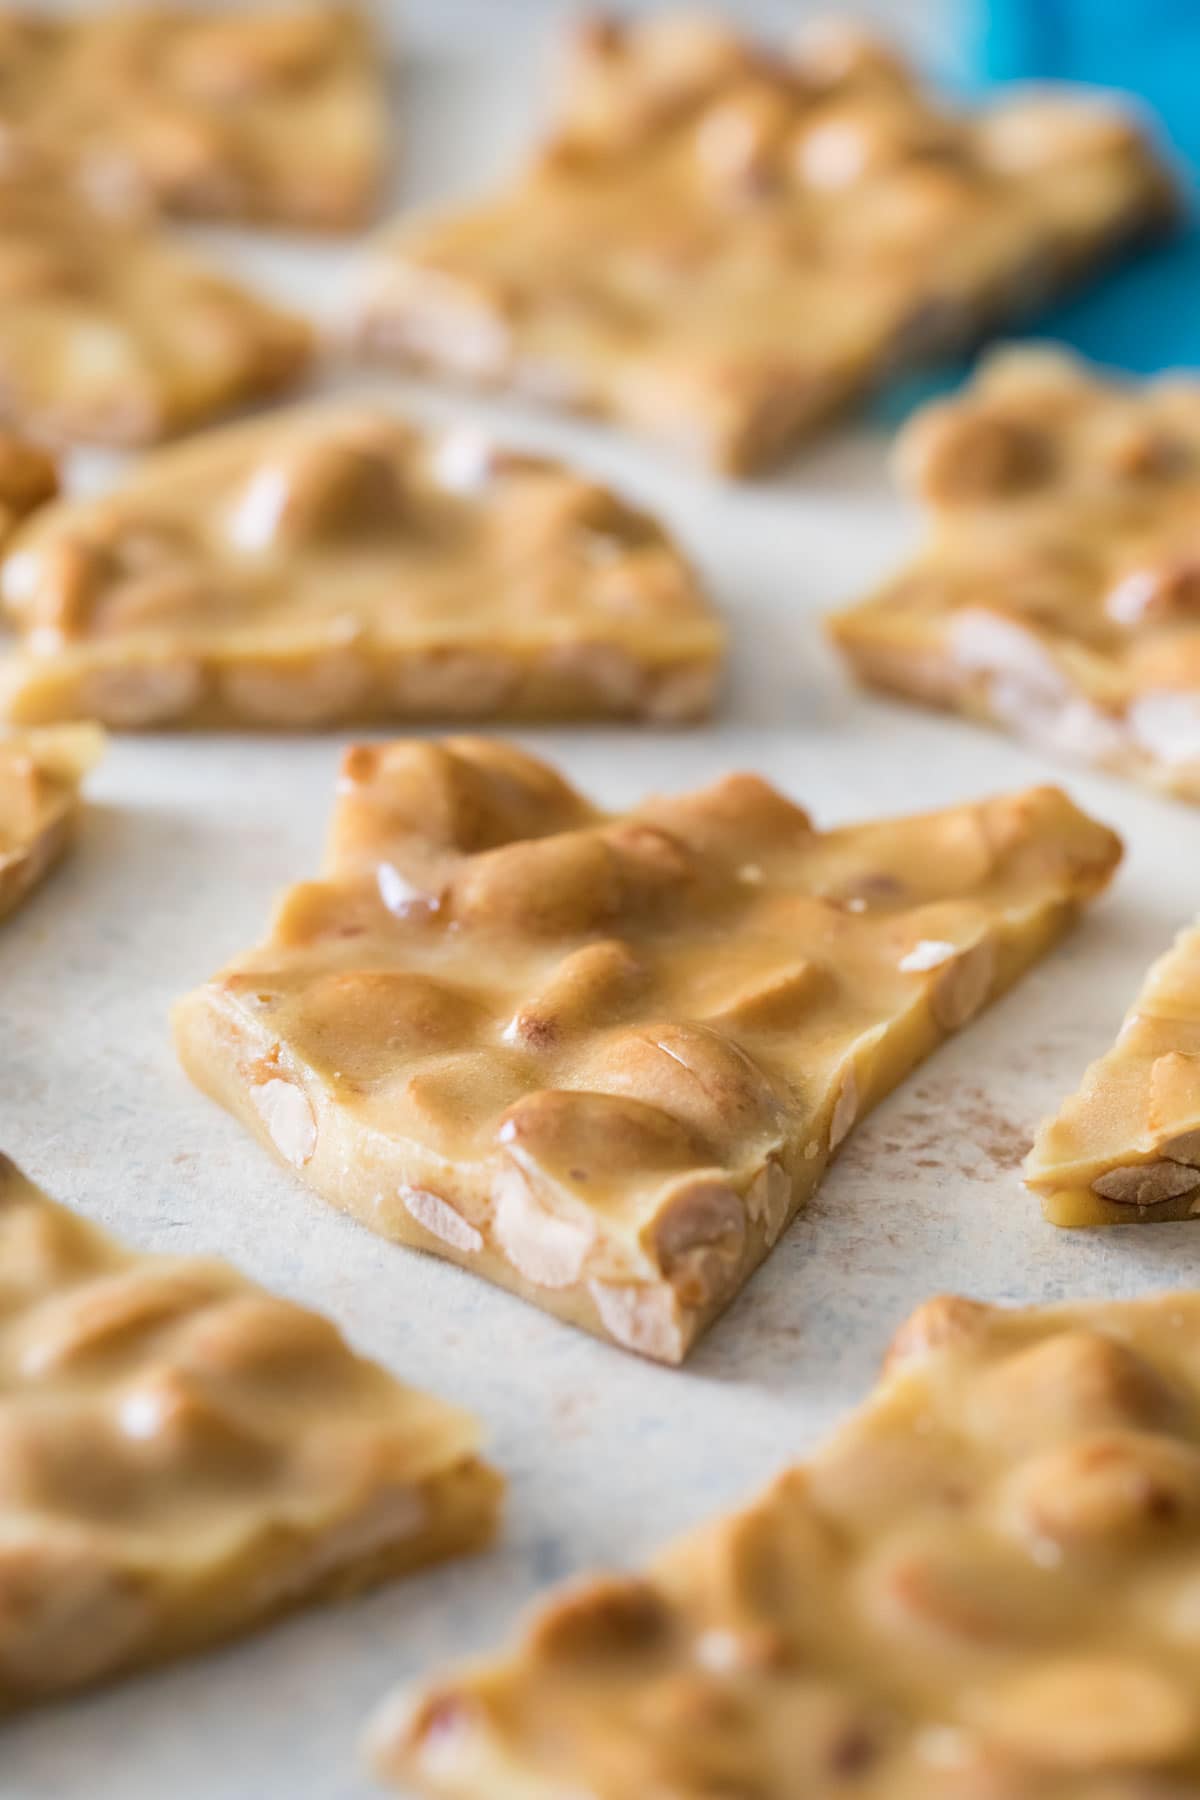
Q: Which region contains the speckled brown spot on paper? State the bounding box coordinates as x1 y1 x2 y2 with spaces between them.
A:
844 1081 1030 1180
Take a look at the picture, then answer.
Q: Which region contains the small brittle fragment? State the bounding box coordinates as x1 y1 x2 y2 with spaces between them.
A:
372 1287 1200 1799
0 1155 500 1711
1027 918 1200 1226
0 720 102 924
175 736 1119 1363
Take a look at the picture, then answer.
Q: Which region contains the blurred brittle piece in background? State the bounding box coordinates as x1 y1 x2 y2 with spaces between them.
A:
829 347 1200 802
0 3 387 230
0 137 311 446
356 12 1175 472
0 401 723 729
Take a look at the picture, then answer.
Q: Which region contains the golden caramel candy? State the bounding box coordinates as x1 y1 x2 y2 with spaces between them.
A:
0 428 56 542
1026 919 1200 1225
174 737 1119 1364
0 404 722 730
0 4 385 230
0 1156 500 1711
355 13 1173 472
829 347 1200 802
0 722 102 924
372 1287 1200 1798
0 138 310 446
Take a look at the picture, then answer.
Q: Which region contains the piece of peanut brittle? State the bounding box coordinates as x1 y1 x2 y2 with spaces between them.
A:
1027 920 1200 1226
829 347 1200 802
0 403 722 729
356 13 1174 473
0 137 311 446
0 721 102 924
0 1154 500 1710
174 737 1120 1364
373 1287 1200 1800
0 4 387 230
0 426 56 543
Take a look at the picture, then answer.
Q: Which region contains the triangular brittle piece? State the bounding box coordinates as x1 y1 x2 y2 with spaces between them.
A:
1 5 387 231
0 1155 500 1711
373 1286 1200 1797
1026 921 1200 1226
0 723 103 924
174 738 1120 1364
355 13 1173 472
0 405 723 730
0 139 310 445
829 348 1200 803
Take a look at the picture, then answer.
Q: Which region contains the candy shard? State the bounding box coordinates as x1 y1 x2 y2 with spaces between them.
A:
176 737 1120 1362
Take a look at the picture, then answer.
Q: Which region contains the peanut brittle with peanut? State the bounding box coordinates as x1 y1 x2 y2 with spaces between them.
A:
174 738 1120 1364
0 1155 501 1711
374 1286 1200 1798
356 12 1173 473
1027 920 1200 1226
0 138 310 446
830 348 1200 801
0 722 102 923
0 427 55 543
0 403 722 730
0 4 386 230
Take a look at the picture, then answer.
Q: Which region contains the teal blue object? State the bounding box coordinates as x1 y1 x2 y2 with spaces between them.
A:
973 0 1200 168
873 0 1199 425
972 0 1199 363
